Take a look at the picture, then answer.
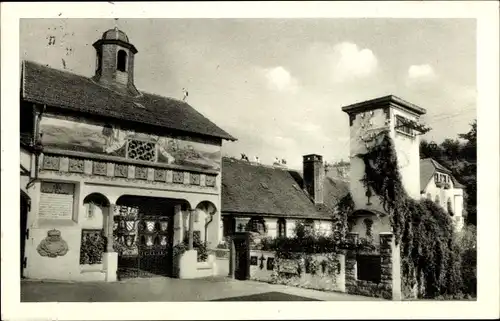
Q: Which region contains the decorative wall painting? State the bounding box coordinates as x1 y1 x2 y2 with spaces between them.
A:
40 115 222 171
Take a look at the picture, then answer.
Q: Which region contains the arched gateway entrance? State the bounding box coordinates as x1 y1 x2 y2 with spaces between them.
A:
113 195 189 279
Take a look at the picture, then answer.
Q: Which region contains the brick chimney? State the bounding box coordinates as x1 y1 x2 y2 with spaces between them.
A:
303 154 324 205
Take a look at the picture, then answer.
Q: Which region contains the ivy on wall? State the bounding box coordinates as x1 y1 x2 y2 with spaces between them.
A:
356 131 472 298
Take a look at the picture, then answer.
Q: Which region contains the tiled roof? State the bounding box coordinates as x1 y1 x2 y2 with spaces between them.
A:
21 60 236 141
221 157 349 220
420 158 464 190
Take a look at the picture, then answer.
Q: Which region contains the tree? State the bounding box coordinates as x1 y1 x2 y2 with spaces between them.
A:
441 139 461 166
458 119 477 162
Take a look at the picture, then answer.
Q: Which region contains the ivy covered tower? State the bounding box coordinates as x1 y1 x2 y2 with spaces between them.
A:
341 95 427 232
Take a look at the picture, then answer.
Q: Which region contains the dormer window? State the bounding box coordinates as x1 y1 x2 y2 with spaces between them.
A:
117 50 127 72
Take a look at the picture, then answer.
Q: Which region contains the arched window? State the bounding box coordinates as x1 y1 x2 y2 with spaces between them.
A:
277 218 286 238
426 193 432 200
117 50 127 72
247 217 267 235
435 195 440 206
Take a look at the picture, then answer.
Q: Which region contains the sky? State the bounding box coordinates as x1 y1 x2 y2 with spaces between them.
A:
20 18 477 170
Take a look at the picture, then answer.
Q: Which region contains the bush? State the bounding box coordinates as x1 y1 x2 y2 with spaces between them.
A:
456 225 477 296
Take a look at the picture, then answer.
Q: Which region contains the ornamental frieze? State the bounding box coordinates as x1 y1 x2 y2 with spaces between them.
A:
114 164 128 177
93 161 108 176
172 171 185 184
42 155 61 171
40 155 218 190
190 173 201 185
206 175 216 187
154 169 166 182
135 166 148 180
68 158 85 173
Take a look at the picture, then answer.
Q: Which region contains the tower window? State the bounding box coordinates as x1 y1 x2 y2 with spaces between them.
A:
117 50 127 72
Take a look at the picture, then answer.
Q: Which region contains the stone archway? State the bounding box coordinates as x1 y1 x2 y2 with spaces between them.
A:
195 201 217 244
113 195 190 279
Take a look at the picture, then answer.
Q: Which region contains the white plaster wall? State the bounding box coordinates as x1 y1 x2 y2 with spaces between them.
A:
21 148 32 173
314 220 333 236
391 108 421 200
349 108 388 214
81 203 105 229
286 219 297 238
265 218 278 238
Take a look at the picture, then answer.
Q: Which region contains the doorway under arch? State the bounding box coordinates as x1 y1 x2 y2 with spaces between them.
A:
114 195 190 279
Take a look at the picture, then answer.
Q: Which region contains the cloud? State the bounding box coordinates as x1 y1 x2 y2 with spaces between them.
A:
262 66 299 92
330 42 378 83
407 64 437 82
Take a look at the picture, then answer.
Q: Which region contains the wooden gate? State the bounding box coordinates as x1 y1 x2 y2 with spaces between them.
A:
231 232 250 280
114 204 174 279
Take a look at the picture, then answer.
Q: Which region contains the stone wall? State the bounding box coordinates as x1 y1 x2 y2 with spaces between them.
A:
249 250 346 293
345 232 400 300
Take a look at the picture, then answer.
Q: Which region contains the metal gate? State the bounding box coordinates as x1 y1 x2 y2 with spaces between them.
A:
113 204 174 279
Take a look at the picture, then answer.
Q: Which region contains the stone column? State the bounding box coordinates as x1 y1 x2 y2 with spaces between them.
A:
173 205 183 245
188 209 195 250
229 236 235 278
103 204 118 282
105 204 115 252
380 232 401 300
345 232 359 292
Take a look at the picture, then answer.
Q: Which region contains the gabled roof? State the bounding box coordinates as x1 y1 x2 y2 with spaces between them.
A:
420 158 464 191
21 60 236 141
221 157 349 220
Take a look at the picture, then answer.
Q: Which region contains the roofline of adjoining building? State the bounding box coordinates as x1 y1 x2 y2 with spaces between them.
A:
221 211 333 220
341 95 427 116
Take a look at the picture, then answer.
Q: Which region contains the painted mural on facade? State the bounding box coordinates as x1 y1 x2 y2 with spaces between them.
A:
39 115 222 170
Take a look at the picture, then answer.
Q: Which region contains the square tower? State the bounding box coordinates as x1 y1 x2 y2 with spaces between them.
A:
342 95 427 214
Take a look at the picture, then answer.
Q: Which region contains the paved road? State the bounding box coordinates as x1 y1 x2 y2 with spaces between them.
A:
21 276 384 302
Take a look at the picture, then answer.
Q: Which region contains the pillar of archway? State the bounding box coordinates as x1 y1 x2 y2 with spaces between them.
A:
82 192 117 282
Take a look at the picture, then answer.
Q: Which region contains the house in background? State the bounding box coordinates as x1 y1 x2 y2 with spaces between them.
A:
220 154 349 239
19 27 235 282
420 158 465 231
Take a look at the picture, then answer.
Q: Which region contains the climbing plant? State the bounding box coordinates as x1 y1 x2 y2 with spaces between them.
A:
356 131 467 298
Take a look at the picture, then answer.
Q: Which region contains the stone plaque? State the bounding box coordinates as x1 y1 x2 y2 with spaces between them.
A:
279 259 299 274
250 256 258 266
39 182 75 219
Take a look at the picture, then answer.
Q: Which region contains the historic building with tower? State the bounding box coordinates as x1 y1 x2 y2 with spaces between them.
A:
19 28 235 282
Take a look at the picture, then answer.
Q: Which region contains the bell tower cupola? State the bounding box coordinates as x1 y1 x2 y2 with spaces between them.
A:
92 27 140 96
